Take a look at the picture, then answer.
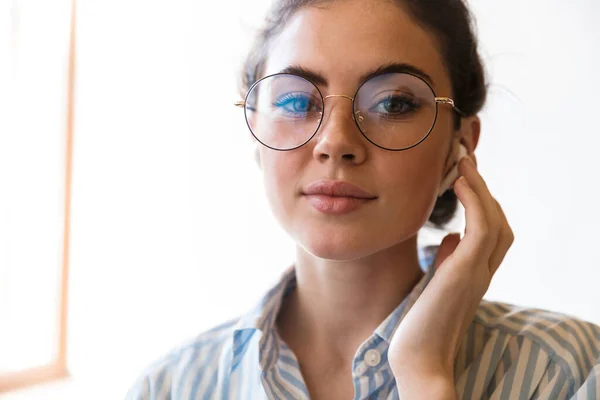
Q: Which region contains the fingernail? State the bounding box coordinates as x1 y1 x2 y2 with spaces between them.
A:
466 156 476 168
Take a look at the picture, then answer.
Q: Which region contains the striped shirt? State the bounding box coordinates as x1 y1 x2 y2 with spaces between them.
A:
126 247 600 399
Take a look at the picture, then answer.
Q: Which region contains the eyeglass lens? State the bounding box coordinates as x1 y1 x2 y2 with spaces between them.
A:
244 72 437 151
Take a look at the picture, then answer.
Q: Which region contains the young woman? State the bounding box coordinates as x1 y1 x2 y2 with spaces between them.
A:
127 0 600 398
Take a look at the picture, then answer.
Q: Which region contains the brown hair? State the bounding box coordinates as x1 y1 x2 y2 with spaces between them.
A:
239 0 488 228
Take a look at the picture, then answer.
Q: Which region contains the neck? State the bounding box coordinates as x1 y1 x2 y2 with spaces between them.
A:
276 235 425 366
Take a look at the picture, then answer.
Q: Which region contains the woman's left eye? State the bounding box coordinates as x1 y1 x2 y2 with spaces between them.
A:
370 95 420 115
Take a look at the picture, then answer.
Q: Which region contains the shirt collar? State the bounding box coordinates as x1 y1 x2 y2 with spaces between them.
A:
230 245 440 371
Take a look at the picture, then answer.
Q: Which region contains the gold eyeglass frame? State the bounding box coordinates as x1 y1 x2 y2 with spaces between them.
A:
234 72 466 152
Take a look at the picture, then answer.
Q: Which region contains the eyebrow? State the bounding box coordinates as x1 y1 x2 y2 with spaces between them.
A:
278 62 435 88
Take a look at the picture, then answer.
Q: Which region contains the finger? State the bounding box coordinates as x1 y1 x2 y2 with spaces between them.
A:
458 157 499 233
432 233 461 271
457 157 501 254
452 176 489 263
489 198 515 275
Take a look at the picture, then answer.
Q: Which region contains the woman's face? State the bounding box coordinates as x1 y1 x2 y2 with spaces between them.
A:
258 0 459 261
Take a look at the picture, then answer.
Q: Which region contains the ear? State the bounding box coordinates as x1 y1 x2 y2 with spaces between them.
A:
457 115 481 167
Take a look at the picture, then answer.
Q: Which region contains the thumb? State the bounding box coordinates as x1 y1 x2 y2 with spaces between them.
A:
432 233 461 271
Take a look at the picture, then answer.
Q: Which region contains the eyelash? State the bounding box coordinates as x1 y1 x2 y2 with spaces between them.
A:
370 94 421 118
273 93 320 113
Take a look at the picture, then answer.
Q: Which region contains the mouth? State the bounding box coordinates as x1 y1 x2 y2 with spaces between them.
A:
302 194 376 215
302 180 377 199
301 180 377 215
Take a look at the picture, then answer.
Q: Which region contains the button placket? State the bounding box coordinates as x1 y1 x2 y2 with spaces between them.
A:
355 362 367 375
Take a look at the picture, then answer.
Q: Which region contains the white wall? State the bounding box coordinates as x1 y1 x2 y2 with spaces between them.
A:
466 0 600 316
4 0 599 398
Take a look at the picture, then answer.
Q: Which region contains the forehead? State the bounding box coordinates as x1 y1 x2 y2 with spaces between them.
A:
263 0 451 94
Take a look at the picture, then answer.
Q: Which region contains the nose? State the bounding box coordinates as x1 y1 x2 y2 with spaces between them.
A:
312 95 367 164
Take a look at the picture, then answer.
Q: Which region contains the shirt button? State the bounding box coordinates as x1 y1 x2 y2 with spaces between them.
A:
364 349 381 367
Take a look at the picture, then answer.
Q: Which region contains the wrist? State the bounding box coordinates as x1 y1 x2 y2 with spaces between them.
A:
395 375 456 400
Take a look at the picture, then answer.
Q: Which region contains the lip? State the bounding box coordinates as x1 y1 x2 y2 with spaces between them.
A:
302 180 377 215
302 180 377 199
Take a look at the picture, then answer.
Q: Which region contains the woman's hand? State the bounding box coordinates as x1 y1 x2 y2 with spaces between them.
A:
388 155 515 398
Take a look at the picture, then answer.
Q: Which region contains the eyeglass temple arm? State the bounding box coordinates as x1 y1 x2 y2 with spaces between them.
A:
234 101 245 108
435 97 466 117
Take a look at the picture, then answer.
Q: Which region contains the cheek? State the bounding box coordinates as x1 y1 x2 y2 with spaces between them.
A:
260 150 299 221
387 168 437 211
374 147 446 225
380 142 444 191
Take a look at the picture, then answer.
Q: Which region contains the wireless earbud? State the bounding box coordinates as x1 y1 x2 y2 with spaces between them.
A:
437 143 469 197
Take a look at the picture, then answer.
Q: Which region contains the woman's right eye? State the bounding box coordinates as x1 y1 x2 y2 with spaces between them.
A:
273 93 319 114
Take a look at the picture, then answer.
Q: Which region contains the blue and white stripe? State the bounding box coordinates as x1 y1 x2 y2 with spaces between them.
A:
126 248 600 399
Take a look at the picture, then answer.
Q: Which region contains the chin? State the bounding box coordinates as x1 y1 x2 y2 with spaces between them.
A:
295 228 390 262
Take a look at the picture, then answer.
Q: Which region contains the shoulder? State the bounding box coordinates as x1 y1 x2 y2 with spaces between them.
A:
125 316 240 400
470 299 600 394
474 299 600 358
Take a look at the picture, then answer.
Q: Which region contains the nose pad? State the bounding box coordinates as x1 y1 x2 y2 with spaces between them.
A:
355 111 365 123
354 110 366 134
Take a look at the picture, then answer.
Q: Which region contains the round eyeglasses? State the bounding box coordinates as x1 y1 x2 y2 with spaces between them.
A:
234 72 465 151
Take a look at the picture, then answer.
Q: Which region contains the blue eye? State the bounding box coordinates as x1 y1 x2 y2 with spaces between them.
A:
370 94 420 118
273 92 320 116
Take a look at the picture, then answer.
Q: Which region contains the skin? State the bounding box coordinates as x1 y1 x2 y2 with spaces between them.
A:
251 0 514 398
